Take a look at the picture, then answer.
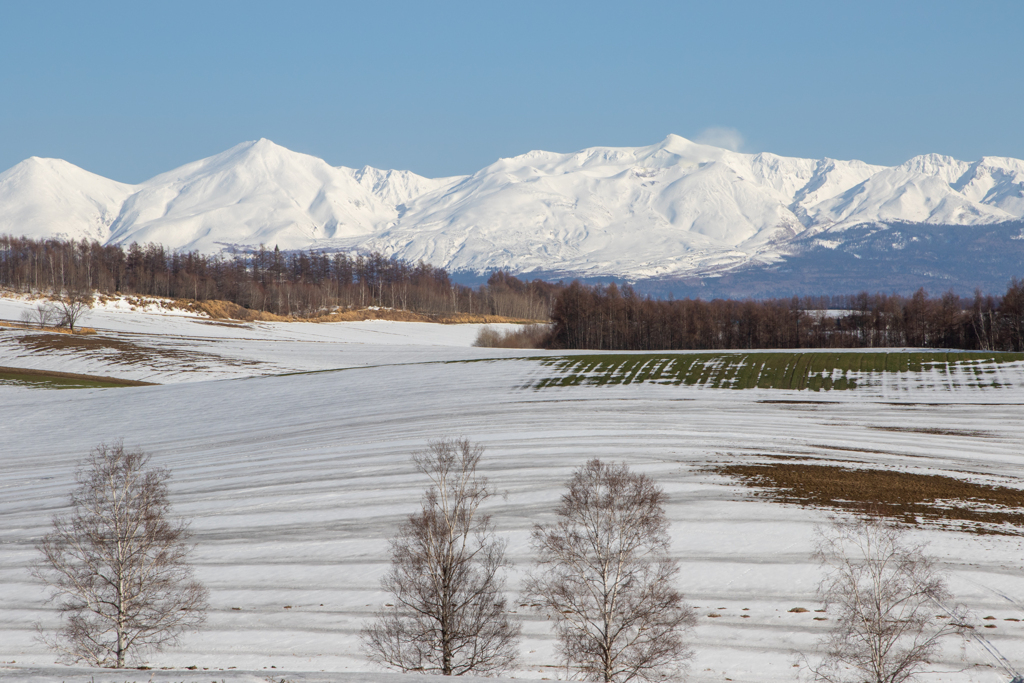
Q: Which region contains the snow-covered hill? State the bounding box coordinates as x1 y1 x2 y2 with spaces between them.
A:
358 136 890 278
2 302 1024 682
0 157 134 242
2 137 1023 282
105 140 463 253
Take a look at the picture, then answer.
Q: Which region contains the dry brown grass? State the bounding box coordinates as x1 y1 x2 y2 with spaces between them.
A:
306 309 545 325
716 460 1024 535
192 300 291 321
310 308 435 323
0 320 96 335
191 300 546 325
5 289 547 325
12 332 261 369
432 313 546 325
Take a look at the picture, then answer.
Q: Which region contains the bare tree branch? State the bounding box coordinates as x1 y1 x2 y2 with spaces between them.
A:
53 290 91 333
362 438 520 675
32 441 208 668
806 516 972 683
526 460 696 683
20 302 58 329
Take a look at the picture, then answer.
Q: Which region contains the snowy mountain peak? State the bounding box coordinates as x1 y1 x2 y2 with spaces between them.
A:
2 137 1023 281
953 156 1024 217
350 165 463 209
20 156 69 171
0 156 134 242
4 155 128 187
654 133 717 157
895 153 972 184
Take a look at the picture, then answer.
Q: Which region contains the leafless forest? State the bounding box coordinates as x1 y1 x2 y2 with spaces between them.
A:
0 236 557 320
4 235 1024 351
546 280 1024 351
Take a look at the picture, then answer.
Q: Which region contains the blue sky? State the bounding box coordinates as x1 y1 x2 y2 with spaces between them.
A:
1 1 1022 182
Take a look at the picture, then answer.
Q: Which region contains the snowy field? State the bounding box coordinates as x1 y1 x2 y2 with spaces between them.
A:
2 294 1024 683
0 294 542 383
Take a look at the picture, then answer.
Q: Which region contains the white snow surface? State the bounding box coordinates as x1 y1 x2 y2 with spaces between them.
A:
3 137 1024 281
0 294 535 383
3 297 1024 682
105 140 461 252
0 158 134 243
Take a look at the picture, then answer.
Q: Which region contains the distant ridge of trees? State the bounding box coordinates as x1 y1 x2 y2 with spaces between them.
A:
0 235 558 320
5 234 1024 351
546 281 1024 352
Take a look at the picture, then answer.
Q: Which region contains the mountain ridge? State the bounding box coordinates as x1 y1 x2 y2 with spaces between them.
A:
2 136 1023 288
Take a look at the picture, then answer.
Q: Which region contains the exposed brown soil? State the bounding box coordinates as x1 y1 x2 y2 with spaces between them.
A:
870 426 994 438
0 365 155 386
715 461 1024 535
12 333 261 369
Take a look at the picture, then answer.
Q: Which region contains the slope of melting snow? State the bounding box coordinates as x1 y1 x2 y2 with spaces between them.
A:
0 294 539 384
2 303 1024 681
0 666 527 683
2 359 1024 682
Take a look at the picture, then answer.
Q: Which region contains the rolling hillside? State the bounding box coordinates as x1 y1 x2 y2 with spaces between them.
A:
1 296 1023 682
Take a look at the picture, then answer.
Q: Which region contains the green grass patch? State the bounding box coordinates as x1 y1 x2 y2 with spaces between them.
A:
533 352 1024 392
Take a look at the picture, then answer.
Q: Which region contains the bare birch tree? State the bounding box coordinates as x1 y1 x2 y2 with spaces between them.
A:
526 460 696 683
20 302 57 329
54 291 91 333
33 442 208 668
807 516 971 683
362 438 520 675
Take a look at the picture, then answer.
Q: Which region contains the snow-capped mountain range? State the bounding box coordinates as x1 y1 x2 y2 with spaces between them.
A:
2 135 1023 285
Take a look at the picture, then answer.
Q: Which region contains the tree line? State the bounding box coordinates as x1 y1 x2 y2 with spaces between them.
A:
7 233 1024 352
546 280 1024 351
37 439 980 683
0 235 557 320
